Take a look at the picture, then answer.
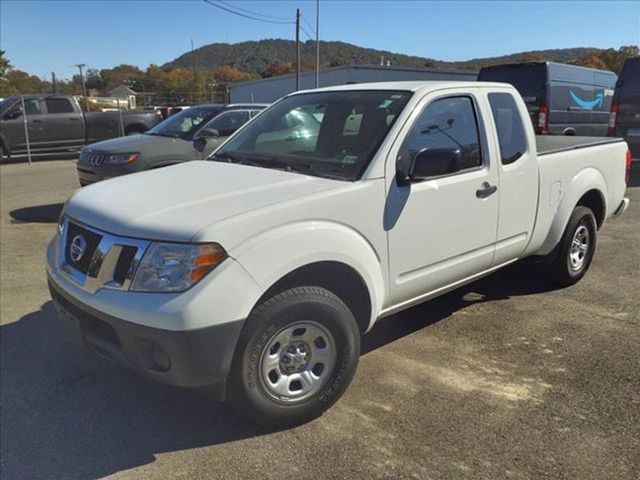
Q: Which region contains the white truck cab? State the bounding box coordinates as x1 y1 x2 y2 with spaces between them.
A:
46 82 630 426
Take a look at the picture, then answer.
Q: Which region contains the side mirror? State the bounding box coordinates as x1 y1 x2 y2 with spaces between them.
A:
409 147 461 181
200 128 220 139
3 110 22 121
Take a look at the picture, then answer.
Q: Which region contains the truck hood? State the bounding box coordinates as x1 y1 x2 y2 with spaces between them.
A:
64 161 344 242
85 133 188 153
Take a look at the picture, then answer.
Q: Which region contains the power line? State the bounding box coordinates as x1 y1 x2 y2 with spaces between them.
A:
301 15 316 36
300 24 315 42
216 0 290 21
203 0 294 24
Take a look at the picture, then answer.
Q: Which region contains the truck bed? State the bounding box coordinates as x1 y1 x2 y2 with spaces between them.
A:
536 136 625 156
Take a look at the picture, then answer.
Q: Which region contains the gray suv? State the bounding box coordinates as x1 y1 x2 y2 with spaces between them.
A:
76 103 267 186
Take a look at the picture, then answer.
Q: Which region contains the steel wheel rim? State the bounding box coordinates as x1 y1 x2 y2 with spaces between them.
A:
569 224 590 272
259 321 337 403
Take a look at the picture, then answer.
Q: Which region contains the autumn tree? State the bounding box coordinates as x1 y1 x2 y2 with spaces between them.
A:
574 54 608 70
517 53 545 62
213 65 255 83
261 62 294 78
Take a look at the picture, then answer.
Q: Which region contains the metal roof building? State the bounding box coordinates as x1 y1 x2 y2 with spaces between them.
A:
229 64 478 103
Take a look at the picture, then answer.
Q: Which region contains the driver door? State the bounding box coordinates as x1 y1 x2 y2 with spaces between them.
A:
1 98 46 152
386 92 499 305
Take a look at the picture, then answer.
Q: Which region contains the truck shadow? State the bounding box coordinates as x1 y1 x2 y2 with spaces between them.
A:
9 203 63 224
363 260 552 354
1 261 553 479
0 302 271 480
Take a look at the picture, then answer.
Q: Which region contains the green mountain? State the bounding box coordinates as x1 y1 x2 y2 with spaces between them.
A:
164 39 604 74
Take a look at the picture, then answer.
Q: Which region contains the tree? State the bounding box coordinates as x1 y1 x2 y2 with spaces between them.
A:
574 54 608 70
261 62 294 78
85 68 106 90
100 64 144 90
517 53 545 62
213 65 255 83
0 50 18 96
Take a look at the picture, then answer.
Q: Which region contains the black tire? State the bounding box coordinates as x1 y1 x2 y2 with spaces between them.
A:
545 205 597 287
229 286 360 427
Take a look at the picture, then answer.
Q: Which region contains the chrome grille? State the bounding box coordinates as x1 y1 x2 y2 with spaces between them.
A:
57 218 150 293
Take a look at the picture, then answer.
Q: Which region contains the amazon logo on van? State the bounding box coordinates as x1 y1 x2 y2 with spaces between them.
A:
569 91 604 109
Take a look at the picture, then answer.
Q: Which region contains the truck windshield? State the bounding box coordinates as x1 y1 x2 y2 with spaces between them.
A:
147 107 222 139
0 98 16 112
210 90 412 180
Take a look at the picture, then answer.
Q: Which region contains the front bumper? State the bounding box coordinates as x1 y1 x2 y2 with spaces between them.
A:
77 165 130 186
48 274 244 394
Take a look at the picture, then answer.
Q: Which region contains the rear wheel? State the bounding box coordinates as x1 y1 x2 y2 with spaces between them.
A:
229 286 360 427
545 205 597 286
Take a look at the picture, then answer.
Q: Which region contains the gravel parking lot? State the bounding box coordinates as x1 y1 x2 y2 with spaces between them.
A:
1 160 639 480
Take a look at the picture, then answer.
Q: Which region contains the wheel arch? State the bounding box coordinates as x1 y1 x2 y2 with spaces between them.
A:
537 167 607 255
228 221 386 333
256 261 373 335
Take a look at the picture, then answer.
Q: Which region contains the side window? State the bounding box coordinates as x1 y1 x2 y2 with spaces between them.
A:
398 96 482 176
488 93 527 165
24 99 43 115
45 98 74 114
207 110 250 135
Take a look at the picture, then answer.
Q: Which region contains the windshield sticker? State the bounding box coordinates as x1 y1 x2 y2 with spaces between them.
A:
342 155 358 164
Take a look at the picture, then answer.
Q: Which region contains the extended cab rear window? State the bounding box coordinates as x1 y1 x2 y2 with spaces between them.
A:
488 92 527 165
45 98 75 114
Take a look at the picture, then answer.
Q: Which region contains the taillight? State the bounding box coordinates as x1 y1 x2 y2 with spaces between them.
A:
608 104 618 136
538 105 549 134
626 149 632 185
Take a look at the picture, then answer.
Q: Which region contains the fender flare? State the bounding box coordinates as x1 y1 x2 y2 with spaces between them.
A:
230 220 386 331
537 167 607 256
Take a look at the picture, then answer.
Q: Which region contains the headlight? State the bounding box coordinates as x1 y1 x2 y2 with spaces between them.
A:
102 152 139 165
131 242 227 292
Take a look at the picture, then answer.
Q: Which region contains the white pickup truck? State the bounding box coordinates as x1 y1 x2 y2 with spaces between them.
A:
46 81 631 427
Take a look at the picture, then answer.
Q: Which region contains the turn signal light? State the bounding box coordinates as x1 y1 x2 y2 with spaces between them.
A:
190 244 227 282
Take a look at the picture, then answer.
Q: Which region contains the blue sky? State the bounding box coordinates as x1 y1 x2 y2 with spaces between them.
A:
1 0 639 80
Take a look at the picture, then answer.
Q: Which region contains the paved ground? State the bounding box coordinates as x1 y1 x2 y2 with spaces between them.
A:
1 160 639 480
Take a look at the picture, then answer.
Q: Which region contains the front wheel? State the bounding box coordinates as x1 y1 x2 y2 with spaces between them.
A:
228 286 360 427
545 205 597 287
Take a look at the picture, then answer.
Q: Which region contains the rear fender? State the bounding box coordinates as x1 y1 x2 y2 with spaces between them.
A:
537 167 606 256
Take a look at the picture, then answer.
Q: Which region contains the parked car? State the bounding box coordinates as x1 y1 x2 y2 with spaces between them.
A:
478 62 617 136
609 57 640 161
76 103 267 185
0 94 162 160
47 81 630 427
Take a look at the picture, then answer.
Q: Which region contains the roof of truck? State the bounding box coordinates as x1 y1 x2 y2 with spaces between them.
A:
293 81 511 95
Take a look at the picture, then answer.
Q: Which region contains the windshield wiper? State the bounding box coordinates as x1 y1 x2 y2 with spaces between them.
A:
213 151 300 172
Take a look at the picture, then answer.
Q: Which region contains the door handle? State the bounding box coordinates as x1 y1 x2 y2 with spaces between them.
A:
32 119 43 123
476 182 497 199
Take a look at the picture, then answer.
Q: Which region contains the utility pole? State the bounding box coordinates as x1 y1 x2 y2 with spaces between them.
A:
75 64 89 111
51 72 57 93
295 8 301 91
315 0 320 88
191 39 197 104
